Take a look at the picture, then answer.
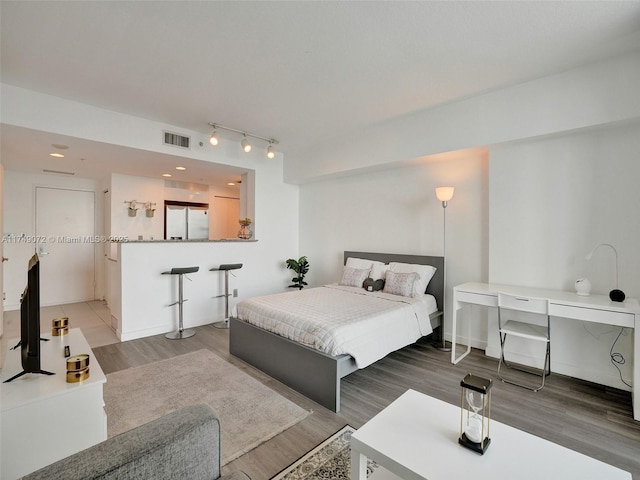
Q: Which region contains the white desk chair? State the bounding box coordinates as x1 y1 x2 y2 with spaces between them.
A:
497 292 551 392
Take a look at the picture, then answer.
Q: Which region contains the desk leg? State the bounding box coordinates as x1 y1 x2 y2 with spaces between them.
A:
633 319 639 421
351 448 367 480
451 298 472 365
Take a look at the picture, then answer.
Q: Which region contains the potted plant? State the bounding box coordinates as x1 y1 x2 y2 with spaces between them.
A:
286 256 309 290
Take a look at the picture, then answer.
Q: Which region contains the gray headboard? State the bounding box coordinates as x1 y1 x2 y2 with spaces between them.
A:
343 251 444 316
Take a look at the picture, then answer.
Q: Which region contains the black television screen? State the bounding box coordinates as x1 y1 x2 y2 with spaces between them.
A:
3 253 53 383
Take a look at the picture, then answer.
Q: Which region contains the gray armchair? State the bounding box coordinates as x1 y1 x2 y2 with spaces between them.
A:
21 404 250 480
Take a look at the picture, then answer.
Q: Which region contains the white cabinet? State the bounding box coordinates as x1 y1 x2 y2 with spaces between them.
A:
0 328 107 479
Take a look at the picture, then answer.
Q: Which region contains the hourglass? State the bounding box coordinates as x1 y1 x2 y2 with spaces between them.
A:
459 374 492 454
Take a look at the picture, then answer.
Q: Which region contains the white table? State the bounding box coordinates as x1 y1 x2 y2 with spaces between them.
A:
351 389 631 480
0 328 107 479
450 282 640 420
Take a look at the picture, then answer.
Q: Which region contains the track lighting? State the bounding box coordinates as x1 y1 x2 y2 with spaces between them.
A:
207 122 278 159
241 136 252 153
209 128 219 146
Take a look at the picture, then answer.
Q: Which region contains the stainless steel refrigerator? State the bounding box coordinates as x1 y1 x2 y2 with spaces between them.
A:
165 204 209 240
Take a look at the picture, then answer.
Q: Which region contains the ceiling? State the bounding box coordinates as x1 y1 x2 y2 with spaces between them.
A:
1 1 640 184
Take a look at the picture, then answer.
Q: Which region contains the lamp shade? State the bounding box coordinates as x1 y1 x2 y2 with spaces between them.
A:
436 186 455 202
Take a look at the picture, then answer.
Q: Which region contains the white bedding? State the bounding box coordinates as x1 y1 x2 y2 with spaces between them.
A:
233 284 437 368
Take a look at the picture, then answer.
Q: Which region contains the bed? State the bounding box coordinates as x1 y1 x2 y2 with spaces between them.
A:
229 251 444 412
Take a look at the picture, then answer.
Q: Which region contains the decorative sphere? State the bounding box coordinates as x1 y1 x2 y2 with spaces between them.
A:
610 289 626 302
575 278 591 296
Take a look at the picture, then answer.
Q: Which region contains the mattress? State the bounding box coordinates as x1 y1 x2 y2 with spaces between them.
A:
234 284 436 368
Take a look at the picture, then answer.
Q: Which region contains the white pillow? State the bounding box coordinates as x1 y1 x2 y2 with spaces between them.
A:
370 263 389 281
388 262 437 297
382 271 417 297
345 257 385 272
339 266 370 288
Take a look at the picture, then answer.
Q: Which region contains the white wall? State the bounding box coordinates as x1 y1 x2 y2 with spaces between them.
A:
299 151 489 346
117 239 299 340
286 52 640 183
2 171 103 309
0 163 4 337
296 52 640 391
110 173 165 241
486 122 640 389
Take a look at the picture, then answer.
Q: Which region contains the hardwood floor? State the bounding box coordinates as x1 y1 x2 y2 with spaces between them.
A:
93 325 640 479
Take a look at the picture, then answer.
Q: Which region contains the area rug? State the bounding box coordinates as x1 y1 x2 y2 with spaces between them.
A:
271 426 396 480
103 349 311 465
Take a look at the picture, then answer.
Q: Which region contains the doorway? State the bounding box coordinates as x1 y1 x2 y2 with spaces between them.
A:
211 196 240 240
35 187 96 306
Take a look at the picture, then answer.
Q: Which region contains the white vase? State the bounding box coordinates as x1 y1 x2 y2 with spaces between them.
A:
575 278 591 296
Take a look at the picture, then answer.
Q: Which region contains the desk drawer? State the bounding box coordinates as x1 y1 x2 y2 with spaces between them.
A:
456 291 498 307
551 304 635 327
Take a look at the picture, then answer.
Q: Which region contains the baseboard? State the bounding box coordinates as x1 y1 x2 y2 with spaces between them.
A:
485 346 631 391
119 318 219 342
445 333 487 351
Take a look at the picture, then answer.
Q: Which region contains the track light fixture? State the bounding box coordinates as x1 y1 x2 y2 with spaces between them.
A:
241 135 252 153
207 122 279 159
209 127 219 146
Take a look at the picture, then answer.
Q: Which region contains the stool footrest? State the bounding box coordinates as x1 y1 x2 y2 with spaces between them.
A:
167 299 189 307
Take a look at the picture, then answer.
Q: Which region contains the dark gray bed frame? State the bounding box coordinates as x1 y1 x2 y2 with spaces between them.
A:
229 251 444 412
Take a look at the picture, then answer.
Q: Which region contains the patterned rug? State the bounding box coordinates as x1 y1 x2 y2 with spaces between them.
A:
271 425 388 480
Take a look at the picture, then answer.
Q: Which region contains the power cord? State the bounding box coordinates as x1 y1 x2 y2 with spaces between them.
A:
610 327 631 388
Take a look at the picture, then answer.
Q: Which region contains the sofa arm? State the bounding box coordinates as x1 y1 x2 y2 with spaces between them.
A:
22 404 239 480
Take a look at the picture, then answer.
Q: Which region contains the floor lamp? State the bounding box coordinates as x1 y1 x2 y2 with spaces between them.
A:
435 186 454 352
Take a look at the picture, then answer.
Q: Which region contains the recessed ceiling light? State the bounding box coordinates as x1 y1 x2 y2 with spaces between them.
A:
51 144 69 150
49 153 65 158
162 173 172 177
175 166 186 171
227 182 236 186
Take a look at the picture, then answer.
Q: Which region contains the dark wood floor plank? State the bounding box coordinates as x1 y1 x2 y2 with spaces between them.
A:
93 326 640 480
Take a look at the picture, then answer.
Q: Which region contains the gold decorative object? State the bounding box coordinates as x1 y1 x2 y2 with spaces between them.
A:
66 354 90 371
66 367 90 383
66 353 91 383
52 317 69 328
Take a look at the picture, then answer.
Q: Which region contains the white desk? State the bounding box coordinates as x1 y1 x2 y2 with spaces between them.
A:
0 328 107 479
351 389 631 480
450 282 640 420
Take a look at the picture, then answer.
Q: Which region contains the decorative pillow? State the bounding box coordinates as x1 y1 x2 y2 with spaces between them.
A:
339 267 370 288
388 262 437 297
382 271 417 297
363 277 385 292
370 263 389 281
345 257 385 275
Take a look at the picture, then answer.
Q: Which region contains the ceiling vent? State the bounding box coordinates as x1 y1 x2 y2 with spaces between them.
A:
43 169 75 176
163 130 190 149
